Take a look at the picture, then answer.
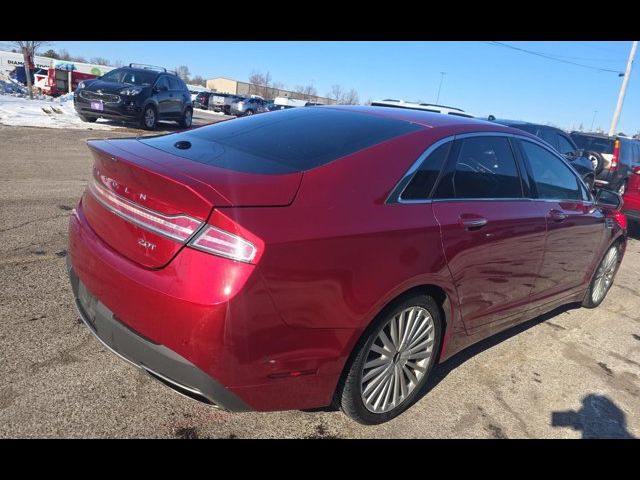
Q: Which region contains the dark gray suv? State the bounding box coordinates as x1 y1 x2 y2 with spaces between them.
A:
74 64 193 130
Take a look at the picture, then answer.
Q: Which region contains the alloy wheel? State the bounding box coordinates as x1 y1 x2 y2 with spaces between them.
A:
592 246 618 304
144 107 156 128
360 306 435 414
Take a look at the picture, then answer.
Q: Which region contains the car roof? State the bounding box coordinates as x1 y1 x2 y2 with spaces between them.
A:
322 105 521 131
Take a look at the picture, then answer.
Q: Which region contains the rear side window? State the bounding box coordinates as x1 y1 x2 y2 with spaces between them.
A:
570 134 614 154
401 142 451 200
139 108 423 174
539 128 557 149
433 136 522 199
520 140 584 201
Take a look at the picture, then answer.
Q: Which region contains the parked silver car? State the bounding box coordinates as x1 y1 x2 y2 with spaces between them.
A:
229 97 268 116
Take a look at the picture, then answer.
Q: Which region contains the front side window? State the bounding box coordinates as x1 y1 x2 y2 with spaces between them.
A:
520 140 584 201
434 136 522 199
155 76 169 90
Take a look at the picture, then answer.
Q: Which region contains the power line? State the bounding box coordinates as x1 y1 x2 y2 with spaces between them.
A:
483 41 624 74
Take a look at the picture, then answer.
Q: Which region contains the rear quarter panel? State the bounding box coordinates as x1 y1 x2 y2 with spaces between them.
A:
221 128 462 334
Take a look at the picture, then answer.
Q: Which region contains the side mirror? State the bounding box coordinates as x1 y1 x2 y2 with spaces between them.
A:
595 189 623 211
563 151 577 161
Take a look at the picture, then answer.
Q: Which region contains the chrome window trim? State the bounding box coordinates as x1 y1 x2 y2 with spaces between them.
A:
387 131 595 205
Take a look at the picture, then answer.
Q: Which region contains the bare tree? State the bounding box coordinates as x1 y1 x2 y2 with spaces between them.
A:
190 75 207 87
342 88 359 105
294 84 317 98
327 84 359 105
12 41 49 99
175 65 191 82
90 57 112 66
248 70 276 98
327 84 344 103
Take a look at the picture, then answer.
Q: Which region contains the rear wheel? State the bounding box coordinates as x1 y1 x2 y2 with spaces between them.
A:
336 294 442 425
78 114 97 123
179 108 193 128
585 151 605 175
583 244 620 308
141 105 157 130
244 109 254 116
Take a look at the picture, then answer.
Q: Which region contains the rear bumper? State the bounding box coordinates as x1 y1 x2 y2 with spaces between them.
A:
67 201 356 411
68 264 250 411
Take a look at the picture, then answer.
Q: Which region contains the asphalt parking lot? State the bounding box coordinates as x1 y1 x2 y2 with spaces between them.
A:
0 121 639 439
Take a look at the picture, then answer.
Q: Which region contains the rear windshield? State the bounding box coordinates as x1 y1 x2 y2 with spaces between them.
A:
570 134 614 154
139 108 422 174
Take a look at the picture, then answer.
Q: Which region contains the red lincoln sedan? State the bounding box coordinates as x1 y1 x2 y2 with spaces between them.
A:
67 106 627 424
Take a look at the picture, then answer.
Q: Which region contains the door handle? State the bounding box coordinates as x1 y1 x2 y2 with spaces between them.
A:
549 209 567 222
459 216 488 229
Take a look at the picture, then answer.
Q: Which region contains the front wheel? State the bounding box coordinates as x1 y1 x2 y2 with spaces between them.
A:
583 244 620 308
336 294 442 425
140 105 157 130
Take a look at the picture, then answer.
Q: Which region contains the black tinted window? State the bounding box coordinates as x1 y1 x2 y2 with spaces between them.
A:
556 135 575 155
168 76 181 90
401 142 451 200
434 137 522 199
539 128 557 149
521 141 582 201
570 134 614 154
139 108 422 174
155 76 169 89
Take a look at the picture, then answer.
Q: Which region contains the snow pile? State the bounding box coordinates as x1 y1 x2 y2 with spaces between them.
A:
0 93 119 130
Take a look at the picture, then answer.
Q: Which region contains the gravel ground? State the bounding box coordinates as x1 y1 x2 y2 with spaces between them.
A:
0 123 639 438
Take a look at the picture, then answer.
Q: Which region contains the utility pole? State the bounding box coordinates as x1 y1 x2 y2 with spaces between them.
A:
436 72 446 104
21 47 33 100
608 41 637 136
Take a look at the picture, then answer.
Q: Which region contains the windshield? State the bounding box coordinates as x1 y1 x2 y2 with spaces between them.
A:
100 69 156 86
570 134 614 154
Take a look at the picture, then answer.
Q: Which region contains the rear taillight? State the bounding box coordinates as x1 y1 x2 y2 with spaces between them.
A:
611 139 620 171
88 176 202 242
189 226 257 263
608 210 627 231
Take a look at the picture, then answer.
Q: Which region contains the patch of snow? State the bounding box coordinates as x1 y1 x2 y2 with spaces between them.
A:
194 108 227 116
0 92 120 130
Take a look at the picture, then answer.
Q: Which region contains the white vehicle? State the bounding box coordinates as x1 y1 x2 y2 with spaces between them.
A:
370 99 474 118
273 96 308 109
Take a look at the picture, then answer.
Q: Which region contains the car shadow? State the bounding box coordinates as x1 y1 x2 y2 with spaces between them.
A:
551 394 635 438
419 302 582 398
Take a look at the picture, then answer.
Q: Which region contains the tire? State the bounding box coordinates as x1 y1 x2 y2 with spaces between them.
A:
140 105 157 130
244 109 254 116
179 108 193 128
335 293 442 425
585 151 605 175
78 114 97 123
582 243 620 308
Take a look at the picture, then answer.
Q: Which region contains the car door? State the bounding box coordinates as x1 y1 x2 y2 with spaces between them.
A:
154 76 171 118
516 138 606 299
431 134 548 331
168 76 187 117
